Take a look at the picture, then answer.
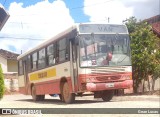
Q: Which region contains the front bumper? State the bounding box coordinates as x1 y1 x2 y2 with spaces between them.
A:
86 80 133 91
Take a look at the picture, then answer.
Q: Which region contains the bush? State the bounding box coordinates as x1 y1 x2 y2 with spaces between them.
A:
0 64 4 100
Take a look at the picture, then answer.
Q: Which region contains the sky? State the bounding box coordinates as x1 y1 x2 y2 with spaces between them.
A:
0 0 159 54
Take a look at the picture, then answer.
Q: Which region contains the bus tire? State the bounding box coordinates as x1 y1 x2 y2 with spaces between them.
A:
39 95 45 101
31 85 41 101
101 90 114 102
62 82 75 104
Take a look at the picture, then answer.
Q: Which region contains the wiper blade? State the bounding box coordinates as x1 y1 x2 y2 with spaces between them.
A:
118 55 127 64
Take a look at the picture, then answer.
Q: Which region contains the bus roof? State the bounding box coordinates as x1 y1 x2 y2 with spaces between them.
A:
17 25 77 60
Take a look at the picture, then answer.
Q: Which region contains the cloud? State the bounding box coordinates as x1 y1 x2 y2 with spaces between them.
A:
0 0 74 54
83 0 133 23
83 0 159 23
122 0 159 20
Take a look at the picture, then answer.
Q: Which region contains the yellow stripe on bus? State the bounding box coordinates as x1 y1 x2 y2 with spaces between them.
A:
29 68 56 81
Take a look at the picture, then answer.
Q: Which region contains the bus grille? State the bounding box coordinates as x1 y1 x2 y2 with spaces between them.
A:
96 76 120 82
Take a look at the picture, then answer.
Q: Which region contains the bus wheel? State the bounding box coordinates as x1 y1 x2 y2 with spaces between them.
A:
101 90 114 102
62 82 75 104
31 85 41 101
39 95 45 101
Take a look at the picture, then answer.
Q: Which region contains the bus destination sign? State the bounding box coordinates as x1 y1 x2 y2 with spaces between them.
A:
79 24 127 34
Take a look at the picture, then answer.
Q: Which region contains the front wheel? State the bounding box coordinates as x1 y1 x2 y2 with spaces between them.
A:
62 82 75 104
101 90 114 102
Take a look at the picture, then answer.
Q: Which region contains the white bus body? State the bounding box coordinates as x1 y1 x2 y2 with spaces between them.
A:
17 23 133 103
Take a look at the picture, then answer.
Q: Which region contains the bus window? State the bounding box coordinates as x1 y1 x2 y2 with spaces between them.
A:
47 44 55 65
18 60 23 75
58 38 69 62
27 55 32 72
38 48 46 69
32 52 37 71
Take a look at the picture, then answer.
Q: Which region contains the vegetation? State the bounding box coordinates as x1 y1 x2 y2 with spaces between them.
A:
0 64 5 99
125 17 160 93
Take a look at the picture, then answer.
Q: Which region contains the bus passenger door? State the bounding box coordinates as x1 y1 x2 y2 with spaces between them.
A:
70 39 78 92
23 60 29 94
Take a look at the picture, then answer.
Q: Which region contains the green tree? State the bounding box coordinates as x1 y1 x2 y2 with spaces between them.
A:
125 17 160 93
0 64 5 99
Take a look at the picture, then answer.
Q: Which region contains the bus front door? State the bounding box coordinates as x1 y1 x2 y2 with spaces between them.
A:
70 40 78 92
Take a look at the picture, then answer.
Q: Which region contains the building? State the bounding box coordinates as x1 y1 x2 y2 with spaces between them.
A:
144 15 160 37
0 49 19 92
136 15 160 92
0 49 19 73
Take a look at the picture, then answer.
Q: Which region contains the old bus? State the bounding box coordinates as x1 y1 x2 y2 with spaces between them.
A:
17 23 133 103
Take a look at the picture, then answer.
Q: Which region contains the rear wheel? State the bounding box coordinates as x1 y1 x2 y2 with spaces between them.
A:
31 85 44 101
101 90 114 102
39 95 45 101
62 82 75 104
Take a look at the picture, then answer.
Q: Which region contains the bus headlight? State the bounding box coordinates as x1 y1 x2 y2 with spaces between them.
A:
86 78 96 82
122 75 132 80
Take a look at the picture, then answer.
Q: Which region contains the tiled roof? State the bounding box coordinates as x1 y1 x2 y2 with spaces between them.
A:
152 21 160 36
144 15 160 37
0 49 19 60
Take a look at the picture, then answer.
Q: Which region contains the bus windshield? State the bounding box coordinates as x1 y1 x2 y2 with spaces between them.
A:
79 34 131 67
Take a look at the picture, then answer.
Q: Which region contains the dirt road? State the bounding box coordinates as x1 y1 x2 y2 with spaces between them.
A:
0 94 159 117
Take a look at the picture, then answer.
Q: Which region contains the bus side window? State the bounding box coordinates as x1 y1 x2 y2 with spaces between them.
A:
32 52 37 71
47 44 55 66
27 55 32 72
55 42 59 63
58 38 69 62
65 39 69 60
38 48 46 69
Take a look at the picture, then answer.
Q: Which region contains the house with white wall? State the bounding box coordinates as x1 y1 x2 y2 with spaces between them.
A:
0 49 19 73
0 49 19 92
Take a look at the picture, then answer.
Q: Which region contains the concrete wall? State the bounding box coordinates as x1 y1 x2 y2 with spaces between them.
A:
4 73 19 92
0 56 7 73
7 60 18 72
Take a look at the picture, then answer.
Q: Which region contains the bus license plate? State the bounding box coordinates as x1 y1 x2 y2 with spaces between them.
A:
106 83 114 88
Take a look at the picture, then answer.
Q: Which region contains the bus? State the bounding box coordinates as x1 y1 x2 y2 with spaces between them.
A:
17 23 133 104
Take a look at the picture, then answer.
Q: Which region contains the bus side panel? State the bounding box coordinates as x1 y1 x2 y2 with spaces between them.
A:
33 77 72 95
34 79 60 95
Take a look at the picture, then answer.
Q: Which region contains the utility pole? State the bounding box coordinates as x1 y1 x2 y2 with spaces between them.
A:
105 17 110 23
108 17 110 23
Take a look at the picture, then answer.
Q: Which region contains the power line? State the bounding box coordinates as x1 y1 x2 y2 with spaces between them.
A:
7 18 108 25
0 36 44 41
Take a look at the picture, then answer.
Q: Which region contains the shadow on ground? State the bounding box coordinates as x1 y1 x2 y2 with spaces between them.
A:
15 97 115 105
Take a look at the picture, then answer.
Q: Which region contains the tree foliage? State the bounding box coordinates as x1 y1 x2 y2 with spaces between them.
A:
0 64 5 99
125 17 160 93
